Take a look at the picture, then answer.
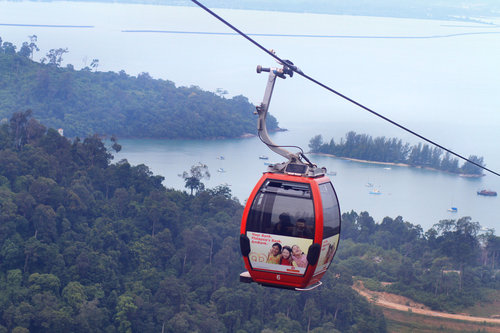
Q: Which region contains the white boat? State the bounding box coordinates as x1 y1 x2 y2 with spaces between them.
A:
259 155 269 160
448 207 458 213
217 168 226 173
369 188 382 195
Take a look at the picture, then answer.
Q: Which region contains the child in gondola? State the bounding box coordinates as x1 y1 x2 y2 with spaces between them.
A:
266 242 282 264
280 246 297 267
291 245 308 268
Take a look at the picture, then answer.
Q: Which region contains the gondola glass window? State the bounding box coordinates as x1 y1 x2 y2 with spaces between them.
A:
319 182 340 238
246 180 314 238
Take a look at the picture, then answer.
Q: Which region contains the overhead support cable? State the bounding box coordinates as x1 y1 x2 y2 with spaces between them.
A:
191 0 500 177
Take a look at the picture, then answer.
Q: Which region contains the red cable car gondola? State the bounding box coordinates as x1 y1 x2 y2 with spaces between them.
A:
240 63 341 291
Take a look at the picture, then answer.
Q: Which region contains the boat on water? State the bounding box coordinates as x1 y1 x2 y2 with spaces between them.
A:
448 207 458 213
477 189 497 196
217 168 226 173
259 155 269 160
369 188 382 195
216 155 225 160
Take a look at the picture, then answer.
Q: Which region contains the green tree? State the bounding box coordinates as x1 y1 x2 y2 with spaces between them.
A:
182 163 210 195
90 58 99 71
308 134 323 152
114 295 137 333
62 281 86 311
32 204 57 241
28 273 60 295
18 35 39 59
2 42 17 54
303 298 321 332
434 217 480 290
485 234 500 270
9 110 33 150
43 48 68 67
459 155 484 175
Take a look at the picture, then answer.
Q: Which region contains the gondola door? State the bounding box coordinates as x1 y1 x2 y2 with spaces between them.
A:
309 181 341 286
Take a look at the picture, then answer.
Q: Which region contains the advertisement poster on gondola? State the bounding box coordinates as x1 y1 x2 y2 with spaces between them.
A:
313 234 339 276
247 231 312 276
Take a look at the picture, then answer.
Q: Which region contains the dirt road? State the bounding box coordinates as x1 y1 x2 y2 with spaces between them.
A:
353 281 500 325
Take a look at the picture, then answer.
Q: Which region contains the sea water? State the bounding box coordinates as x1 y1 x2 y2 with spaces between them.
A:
1 1 499 230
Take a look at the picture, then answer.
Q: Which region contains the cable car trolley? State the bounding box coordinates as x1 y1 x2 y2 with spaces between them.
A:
240 61 341 291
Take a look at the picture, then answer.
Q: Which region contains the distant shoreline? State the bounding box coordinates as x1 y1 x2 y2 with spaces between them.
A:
313 153 483 178
114 127 287 140
239 127 287 139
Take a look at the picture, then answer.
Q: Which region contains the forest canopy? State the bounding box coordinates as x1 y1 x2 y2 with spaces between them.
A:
0 111 386 332
0 37 280 139
0 111 499 332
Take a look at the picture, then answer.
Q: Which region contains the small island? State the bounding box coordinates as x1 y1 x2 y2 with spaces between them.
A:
309 132 485 176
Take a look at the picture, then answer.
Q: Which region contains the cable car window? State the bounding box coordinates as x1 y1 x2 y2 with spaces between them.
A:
319 182 340 238
246 180 314 239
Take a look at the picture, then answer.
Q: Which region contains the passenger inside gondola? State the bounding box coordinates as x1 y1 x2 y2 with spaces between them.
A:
292 218 313 238
246 180 315 237
272 212 293 235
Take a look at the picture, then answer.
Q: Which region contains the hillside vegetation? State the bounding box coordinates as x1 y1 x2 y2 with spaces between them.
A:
0 111 385 332
1 111 499 332
0 37 279 139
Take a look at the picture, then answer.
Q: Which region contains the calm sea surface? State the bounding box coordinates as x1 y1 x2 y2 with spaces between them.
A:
115 123 500 232
1 1 499 231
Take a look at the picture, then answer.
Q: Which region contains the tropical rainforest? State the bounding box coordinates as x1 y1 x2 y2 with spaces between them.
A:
309 132 486 176
1 110 499 333
0 37 279 139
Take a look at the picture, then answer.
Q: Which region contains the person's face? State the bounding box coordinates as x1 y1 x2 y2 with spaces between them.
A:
272 245 280 256
282 248 291 259
292 245 301 256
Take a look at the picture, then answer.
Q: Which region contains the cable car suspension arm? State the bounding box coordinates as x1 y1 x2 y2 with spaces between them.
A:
256 63 325 178
255 64 295 161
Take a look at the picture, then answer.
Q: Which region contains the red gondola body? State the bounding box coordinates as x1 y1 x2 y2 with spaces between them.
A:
240 172 341 290
239 63 341 290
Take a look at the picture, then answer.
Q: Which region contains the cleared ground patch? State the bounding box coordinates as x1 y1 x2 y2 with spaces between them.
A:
353 281 500 333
